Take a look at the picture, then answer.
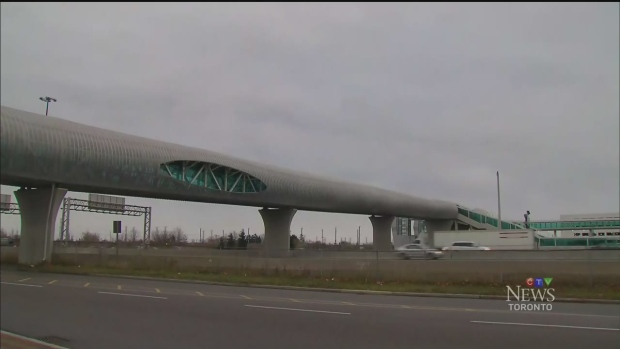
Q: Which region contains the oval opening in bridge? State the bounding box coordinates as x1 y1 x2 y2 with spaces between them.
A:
160 161 267 193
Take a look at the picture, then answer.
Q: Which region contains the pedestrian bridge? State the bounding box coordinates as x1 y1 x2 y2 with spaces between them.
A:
456 207 619 231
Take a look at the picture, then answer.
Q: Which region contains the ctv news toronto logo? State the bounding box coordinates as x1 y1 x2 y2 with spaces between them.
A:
506 277 555 311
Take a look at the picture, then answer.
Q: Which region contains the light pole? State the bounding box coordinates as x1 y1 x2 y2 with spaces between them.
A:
497 171 502 229
39 96 57 116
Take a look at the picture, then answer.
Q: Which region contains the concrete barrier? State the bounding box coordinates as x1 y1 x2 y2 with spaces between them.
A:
50 246 620 261
440 249 620 261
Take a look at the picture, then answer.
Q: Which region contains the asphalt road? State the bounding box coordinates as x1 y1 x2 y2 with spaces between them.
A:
1 271 619 349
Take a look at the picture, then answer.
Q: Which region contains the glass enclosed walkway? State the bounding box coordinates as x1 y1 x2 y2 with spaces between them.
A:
529 220 620 230
457 206 619 231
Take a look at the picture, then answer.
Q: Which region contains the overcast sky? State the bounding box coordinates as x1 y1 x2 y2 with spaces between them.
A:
1 3 618 242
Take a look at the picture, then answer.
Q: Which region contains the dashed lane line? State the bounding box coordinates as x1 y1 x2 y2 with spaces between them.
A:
98 291 167 300
245 305 350 315
4 277 618 319
471 320 620 331
1 281 43 288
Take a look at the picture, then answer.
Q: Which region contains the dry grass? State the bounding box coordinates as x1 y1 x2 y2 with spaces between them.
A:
3 255 618 300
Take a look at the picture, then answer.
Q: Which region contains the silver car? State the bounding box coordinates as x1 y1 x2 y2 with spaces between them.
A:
395 244 444 260
441 241 491 251
0 237 16 246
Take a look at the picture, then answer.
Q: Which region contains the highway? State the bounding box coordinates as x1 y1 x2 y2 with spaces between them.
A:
1 271 619 349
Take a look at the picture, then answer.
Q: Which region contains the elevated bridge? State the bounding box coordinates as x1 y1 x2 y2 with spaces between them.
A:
1 105 460 264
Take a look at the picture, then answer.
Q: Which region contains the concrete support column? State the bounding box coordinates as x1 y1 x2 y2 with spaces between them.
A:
14 186 67 265
369 215 394 251
259 207 297 256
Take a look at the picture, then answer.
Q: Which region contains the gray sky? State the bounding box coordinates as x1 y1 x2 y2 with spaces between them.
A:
1 3 618 242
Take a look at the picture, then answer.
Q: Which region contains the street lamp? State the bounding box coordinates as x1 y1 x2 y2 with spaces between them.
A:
39 96 57 116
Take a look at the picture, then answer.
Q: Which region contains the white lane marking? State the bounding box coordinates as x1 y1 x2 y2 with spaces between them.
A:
245 305 350 315
0 330 69 349
471 321 619 331
98 291 167 300
18 278 31 282
1 281 43 288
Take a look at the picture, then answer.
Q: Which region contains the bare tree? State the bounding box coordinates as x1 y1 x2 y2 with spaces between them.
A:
129 227 139 242
149 227 186 245
150 227 165 244
172 227 187 244
9 229 19 239
81 231 101 242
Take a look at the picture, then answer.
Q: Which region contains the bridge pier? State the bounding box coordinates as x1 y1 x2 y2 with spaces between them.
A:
14 186 67 265
259 207 297 257
370 215 394 251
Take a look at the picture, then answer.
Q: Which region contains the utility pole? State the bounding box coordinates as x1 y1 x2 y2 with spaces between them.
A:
334 227 337 245
321 229 324 244
115 230 119 257
497 171 502 229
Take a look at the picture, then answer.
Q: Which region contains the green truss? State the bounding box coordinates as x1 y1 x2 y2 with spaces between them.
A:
160 161 267 193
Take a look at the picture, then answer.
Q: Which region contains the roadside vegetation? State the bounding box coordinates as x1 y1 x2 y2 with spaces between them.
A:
2 259 618 301
2 226 617 300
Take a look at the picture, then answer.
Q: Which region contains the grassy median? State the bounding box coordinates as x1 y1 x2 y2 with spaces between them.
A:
4 262 619 301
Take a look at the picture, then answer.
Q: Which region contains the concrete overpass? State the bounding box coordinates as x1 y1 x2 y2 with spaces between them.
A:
1 106 463 264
